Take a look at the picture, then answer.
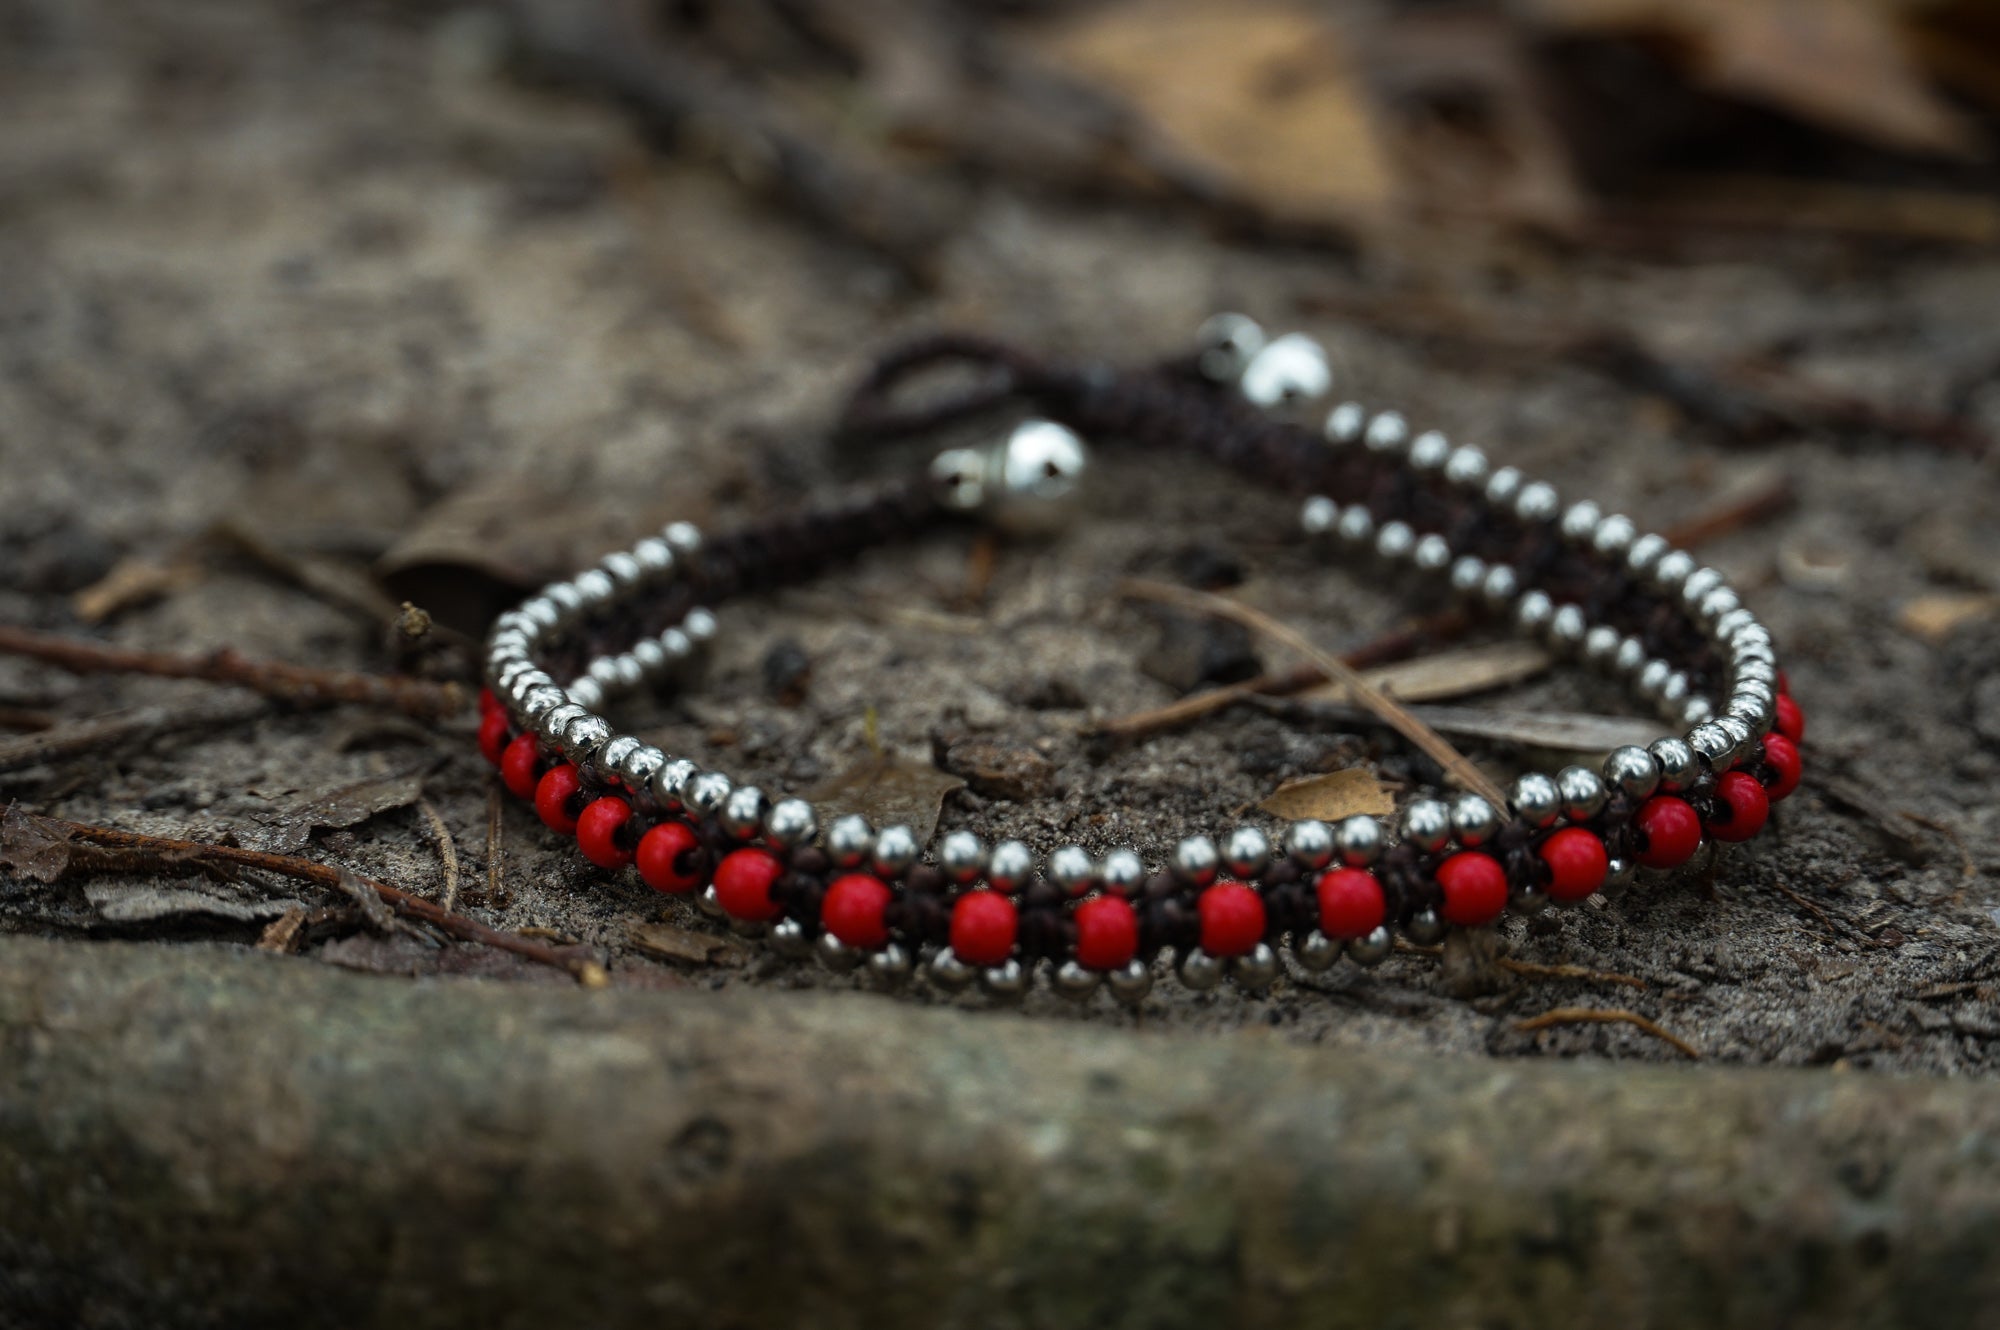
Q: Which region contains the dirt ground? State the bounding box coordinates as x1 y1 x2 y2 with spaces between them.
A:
4 0 1999 1077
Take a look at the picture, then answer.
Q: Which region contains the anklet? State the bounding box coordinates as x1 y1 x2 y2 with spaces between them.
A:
475 316 1803 1001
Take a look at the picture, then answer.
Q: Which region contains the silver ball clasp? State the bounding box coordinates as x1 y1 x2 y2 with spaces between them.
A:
931 419 1089 533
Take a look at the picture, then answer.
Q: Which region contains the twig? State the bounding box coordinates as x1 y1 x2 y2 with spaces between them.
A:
0 696 270 775
0 706 58 733
256 905 307 955
0 625 464 721
417 797 463 915
1497 958 1646 990
1659 473 1798 548
485 781 508 908
26 813 601 984
1513 1007 1701 1060
1117 579 1506 807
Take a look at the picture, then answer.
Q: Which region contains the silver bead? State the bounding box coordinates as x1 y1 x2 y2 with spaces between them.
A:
990 420 1089 530
1481 564 1519 609
1713 607 1758 643
1648 738 1699 793
658 627 694 666
1231 942 1280 990
1450 794 1499 849
1687 722 1733 770
629 638 668 676
1658 671 1691 710
565 677 604 712
1604 855 1637 891
1515 481 1560 524
1484 466 1524 508
1412 533 1452 574
686 770 733 817
1651 549 1697 593
1195 312 1266 381
1515 590 1555 636
1178 948 1225 991
631 536 675 578
573 568 616 605
1408 429 1452 472
544 580 584 618
719 785 768 841
1444 445 1489 488
1592 514 1637 558
662 521 702 556
1449 554 1488 599
559 714 612 765
1404 908 1447 946
1401 799 1451 854
1556 766 1607 821
1052 959 1101 1001
827 814 873 869
1048 844 1096 897
1613 635 1648 678
1223 826 1271 879
1293 930 1340 972
521 685 566 722
1582 624 1620 671
1715 716 1754 767
1240 333 1332 409
619 744 666 793
1512 881 1549 914
1697 586 1741 626
1335 505 1375 546
1283 820 1334 871
520 596 560 631
939 830 985 885
1099 848 1145 897
1346 926 1393 967
1546 603 1588 654
1511 772 1561 829
763 798 818 850
1334 815 1382 867
1363 410 1408 453
1374 520 1416 562
652 758 698 811
1324 401 1367 443
683 607 718 648
1171 835 1220 885
986 840 1034 893
596 734 641 783
1559 500 1603 544
1107 958 1153 1005
867 943 914 987
538 701 586 742
769 917 813 960
1637 658 1673 702
980 959 1028 1001
926 948 975 993
1626 532 1669 577
1300 495 1339 539
870 824 920 880
1681 697 1715 727
1603 746 1660 801
817 932 863 972
697 883 724 918
1680 566 1726 609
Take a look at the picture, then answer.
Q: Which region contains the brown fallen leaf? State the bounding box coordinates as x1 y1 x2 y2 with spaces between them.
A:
628 921 748 967
1897 592 2000 645
0 804 76 883
1302 641 1551 706
1025 0 1395 225
1257 768 1395 823
264 768 429 853
803 754 965 844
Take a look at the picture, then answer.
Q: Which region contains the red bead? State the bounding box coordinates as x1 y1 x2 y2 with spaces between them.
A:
1539 827 1608 903
636 820 704 894
478 708 511 767
1774 694 1805 743
1707 770 1769 843
500 734 544 800
1073 895 1139 970
951 890 1018 967
576 796 634 870
1760 733 1802 801
822 873 893 949
1196 881 1266 957
1314 868 1385 940
478 687 502 718
533 764 583 834
1635 795 1702 869
714 848 784 922
1436 851 1508 928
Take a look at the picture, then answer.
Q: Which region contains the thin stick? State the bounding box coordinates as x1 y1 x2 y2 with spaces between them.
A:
417 797 463 915
37 814 600 984
0 696 269 775
485 781 508 908
1513 1007 1701 1060
0 625 464 721
1117 579 1507 807
1660 473 1798 547
1497 958 1647 990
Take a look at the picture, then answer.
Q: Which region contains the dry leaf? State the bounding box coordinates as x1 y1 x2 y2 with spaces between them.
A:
85 883 299 927
803 754 965 844
1279 700 1662 756
1303 641 1552 706
264 768 428 852
0 805 76 883
1257 768 1395 822
1026 0 1395 223
629 921 747 967
72 556 203 624
1897 592 2000 644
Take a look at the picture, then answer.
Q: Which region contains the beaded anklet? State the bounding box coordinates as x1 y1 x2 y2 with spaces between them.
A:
475 316 1803 1001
